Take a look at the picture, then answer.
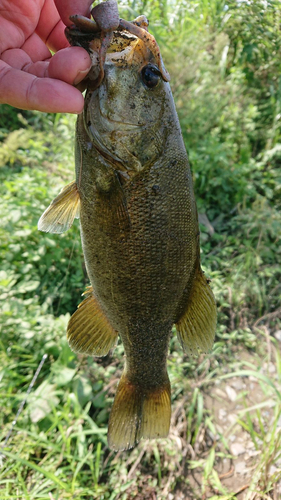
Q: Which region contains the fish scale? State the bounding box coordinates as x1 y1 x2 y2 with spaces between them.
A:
38 16 217 450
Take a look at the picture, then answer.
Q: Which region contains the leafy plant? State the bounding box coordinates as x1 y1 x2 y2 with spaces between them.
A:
1 0 281 498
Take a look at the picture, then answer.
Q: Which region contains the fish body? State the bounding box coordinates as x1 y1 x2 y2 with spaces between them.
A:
77 62 198 362
38 24 216 451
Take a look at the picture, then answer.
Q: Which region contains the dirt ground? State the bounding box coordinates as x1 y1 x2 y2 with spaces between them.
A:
115 339 281 500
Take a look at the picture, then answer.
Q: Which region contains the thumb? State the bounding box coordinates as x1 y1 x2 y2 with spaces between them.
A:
47 46 91 85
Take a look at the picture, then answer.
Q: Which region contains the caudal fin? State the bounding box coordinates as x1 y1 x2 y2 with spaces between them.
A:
108 372 171 451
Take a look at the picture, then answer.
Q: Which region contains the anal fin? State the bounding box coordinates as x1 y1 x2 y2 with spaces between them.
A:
38 181 80 234
67 287 118 356
175 267 217 355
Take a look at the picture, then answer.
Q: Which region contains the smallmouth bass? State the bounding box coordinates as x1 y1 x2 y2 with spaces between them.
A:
38 11 217 451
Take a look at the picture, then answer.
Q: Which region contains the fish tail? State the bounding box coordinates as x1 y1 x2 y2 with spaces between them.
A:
108 371 171 451
141 378 171 441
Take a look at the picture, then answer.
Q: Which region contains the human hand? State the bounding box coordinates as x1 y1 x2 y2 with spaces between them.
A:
0 0 93 113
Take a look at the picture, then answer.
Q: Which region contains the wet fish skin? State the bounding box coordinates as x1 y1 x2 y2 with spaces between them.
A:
76 37 215 450
38 29 216 451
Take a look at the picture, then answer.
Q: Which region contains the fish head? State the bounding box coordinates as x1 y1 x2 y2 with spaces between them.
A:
84 32 172 176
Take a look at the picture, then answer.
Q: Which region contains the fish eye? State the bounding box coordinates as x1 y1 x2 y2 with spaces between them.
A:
141 65 161 89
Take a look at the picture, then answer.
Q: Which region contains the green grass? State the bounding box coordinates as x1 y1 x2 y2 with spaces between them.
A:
1 0 281 497
0 136 280 499
1 306 280 498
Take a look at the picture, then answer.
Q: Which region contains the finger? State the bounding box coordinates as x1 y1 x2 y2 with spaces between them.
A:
47 47 91 85
1 48 34 70
21 32 52 62
1 46 91 83
0 0 42 52
36 0 69 52
0 14 25 53
1 47 50 79
0 61 85 113
1 47 50 78
36 0 94 52
55 0 93 26
46 19 69 52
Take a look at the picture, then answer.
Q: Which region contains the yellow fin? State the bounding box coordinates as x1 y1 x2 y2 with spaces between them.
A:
108 372 171 451
38 181 80 234
175 268 217 355
67 287 118 356
141 382 171 440
108 373 142 451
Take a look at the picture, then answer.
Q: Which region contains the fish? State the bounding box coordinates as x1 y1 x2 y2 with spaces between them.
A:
38 8 217 451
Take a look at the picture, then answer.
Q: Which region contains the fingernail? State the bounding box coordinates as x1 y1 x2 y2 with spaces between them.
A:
73 66 91 86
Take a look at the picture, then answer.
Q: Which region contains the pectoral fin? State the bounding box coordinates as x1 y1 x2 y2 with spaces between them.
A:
98 171 131 232
67 287 118 356
113 177 131 232
175 268 217 355
38 181 80 234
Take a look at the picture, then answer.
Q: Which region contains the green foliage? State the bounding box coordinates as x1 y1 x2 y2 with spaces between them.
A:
0 0 281 498
0 114 85 316
0 106 34 140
